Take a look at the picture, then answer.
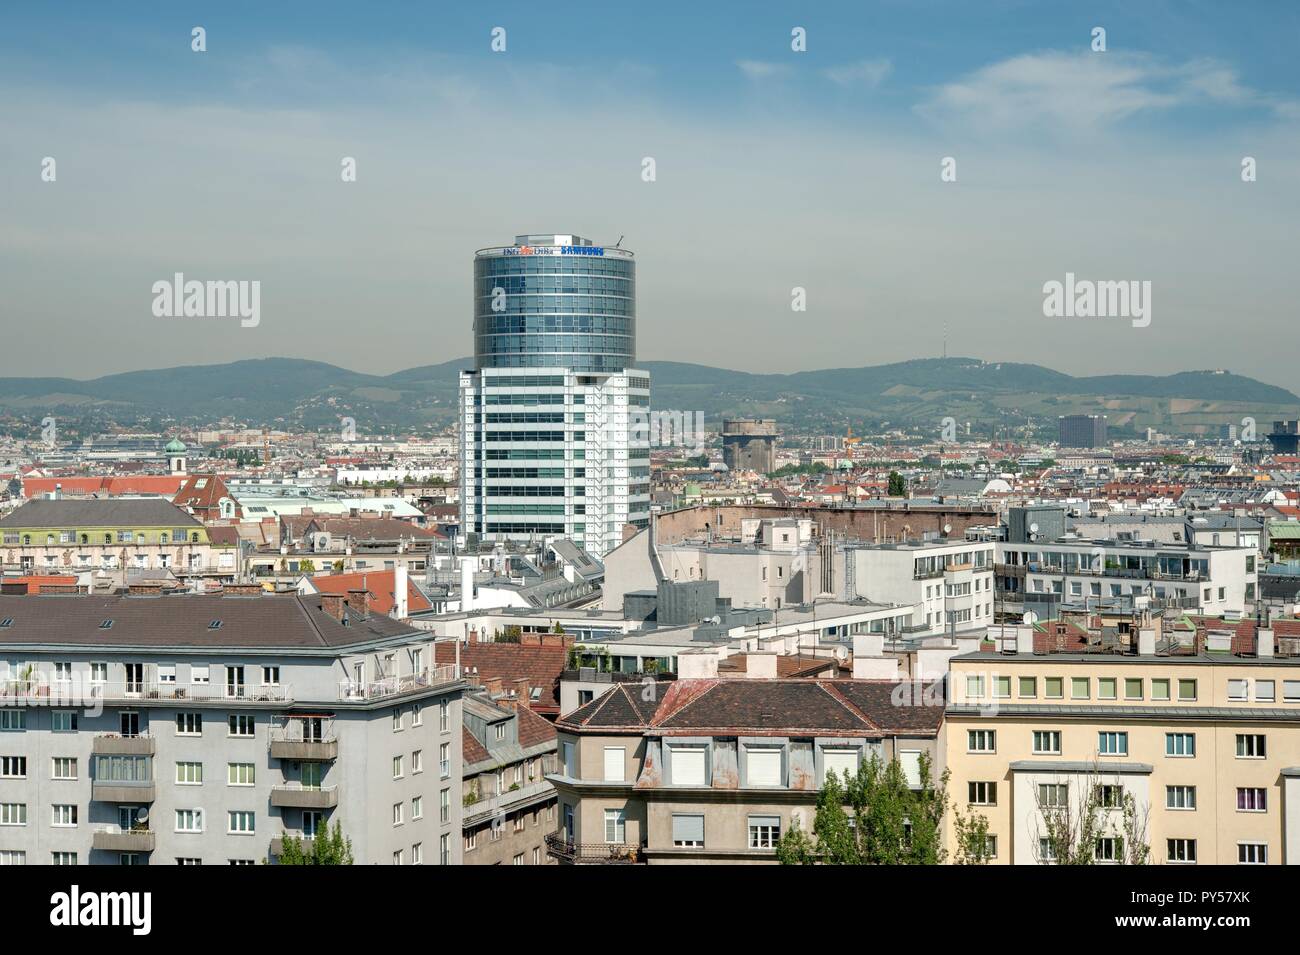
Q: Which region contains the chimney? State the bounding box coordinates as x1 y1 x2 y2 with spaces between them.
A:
511 677 530 708
1257 627 1274 658
347 588 371 619
468 627 479 645
745 651 778 679
677 649 719 680
394 564 409 619
1016 625 1034 654
484 675 504 696
1138 627 1156 656
321 593 347 622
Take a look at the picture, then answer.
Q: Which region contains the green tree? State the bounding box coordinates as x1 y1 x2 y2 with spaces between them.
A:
887 471 907 497
278 821 354 865
952 808 994 864
775 753 949 865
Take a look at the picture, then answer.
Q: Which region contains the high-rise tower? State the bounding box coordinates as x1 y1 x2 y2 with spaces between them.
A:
459 234 650 557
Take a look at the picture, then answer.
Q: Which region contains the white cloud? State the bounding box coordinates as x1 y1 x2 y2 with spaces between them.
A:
917 51 1297 132
736 59 789 81
823 58 893 88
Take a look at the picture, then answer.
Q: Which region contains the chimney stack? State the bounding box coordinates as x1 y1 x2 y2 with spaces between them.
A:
394 564 409 619
1257 627 1275 658
321 593 347 622
1138 627 1156 656
511 677 531 707
460 557 475 612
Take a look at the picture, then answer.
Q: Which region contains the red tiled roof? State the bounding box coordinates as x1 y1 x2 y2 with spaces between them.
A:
516 704 558 747
2 575 79 594
434 642 567 715
23 476 187 498
309 570 431 616
463 727 490 764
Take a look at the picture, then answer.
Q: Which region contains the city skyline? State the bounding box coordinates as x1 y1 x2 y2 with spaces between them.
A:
3 2 1299 383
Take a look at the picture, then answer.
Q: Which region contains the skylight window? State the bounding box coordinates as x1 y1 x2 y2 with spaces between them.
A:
98 619 114 630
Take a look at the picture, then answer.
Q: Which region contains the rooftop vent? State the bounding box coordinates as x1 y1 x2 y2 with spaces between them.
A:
208 620 223 630
98 619 114 630
0 618 12 629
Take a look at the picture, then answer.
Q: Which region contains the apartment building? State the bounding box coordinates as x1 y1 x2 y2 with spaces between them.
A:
839 538 997 637
547 678 944 864
461 688 558 866
995 535 1257 619
0 499 227 581
945 620 1300 865
0 590 469 865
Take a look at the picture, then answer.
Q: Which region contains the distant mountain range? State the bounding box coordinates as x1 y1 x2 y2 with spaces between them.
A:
0 356 1294 438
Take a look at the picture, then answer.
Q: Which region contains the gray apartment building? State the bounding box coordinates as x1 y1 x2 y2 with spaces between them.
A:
1058 414 1108 448
0 589 470 865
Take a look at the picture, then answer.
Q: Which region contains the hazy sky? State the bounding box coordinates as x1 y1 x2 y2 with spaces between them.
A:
2 1 1298 385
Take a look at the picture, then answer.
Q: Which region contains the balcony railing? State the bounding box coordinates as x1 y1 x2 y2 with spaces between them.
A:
92 733 156 756
337 665 466 702
92 779 156 803
544 830 643 864
92 826 156 852
463 778 556 822
270 785 339 809
14 682 294 704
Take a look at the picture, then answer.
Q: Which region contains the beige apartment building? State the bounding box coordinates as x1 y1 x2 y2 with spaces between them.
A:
945 621 1300 865
546 678 944 864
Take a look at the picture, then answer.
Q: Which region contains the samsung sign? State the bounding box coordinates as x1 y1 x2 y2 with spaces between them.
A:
504 245 605 256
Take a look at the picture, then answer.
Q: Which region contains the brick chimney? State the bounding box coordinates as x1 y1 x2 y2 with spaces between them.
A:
468 627 479 644
347 588 371 620
483 676 504 696
511 677 531 708
321 593 347 622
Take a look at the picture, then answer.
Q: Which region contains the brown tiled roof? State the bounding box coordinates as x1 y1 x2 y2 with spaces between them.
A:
463 726 490 764
434 642 567 715
516 704 558 748
557 679 944 738
310 570 431 615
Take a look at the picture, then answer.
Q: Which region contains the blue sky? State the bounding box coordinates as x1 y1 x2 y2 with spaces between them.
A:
2 1 1298 383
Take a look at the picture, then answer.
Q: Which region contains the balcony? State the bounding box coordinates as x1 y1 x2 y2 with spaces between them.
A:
92 734 156 756
92 780 156 803
270 785 339 809
270 736 338 761
463 777 556 823
269 831 315 857
544 831 643 864
82 682 293 705
92 827 156 852
336 665 468 702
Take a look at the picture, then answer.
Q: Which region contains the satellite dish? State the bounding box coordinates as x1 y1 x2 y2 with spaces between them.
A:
136 807 149 823
943 523 952 534
1029 522 1039 534
1022 611 1038 625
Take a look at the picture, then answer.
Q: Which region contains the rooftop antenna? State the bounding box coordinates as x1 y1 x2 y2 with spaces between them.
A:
614 235 624 248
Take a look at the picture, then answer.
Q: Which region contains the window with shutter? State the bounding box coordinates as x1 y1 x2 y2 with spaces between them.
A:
823 748 859 782
898 750 922 787
671 813 704 847
671 747 706 786
746 748 782 787
603 747 624 782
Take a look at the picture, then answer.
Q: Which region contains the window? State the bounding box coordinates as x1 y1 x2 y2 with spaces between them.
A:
176 713 202 736
746 747 782 787
1018 676 1037 698
1032 730 1061 755
440 834 450 866
393 708 404 732
227 811 255 834
1238 843 1267 865
0 851 25 865
1096 784 1122 809
672 813 705 848
965 674 985 698
412 843 423 865
967 730 996 753
51 758 76 780
993 675 1011 699
1044 676 1063 699
412 703 423 727
1038 838 1056 862
0 803 26 826
603 808 626 844
51 852 77 865
1256 680 1276 702
191 665 210 685
440 788 450 823
227 763 255 786
175 762 203 785
1151 679 1170 701
412 750 422 774
439 700 450 732
465 831 477 852
670 746 707 786
0 757 26 779
1038 783 1067 807
1284 681 1300 703
1227 679 1249 702
603 747 625 783
392 756 404 779
968 782 997 805
494 723 507 742
747 815 780 849
262 666 280 686
175 809 204 833
439 743 450 778
158 664 176 685
90 663 107 684
0 711 24 732
412 796 423 820
1237 788 1267 812
1094 837 1118 862
52 711 77 733
1177 679 1197 702
1097 678 1117 700
1098 731 1128 756
1167 839 1196 864
392 803 403 826
51 804 77 827
227 715 255 738
823 748 859 782
1166 785 1196 810
1165 733 1196 757
1070 677 1090 700
1236 734 1266 759
1124 678 1143 701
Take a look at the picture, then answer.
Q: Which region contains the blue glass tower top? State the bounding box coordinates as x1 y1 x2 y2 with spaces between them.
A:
473 234 635 373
